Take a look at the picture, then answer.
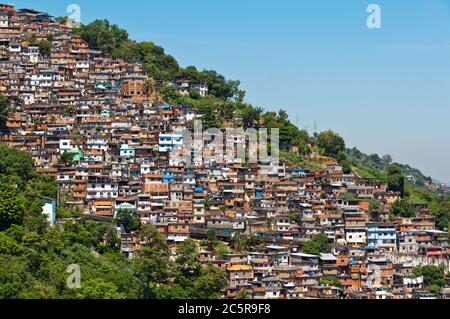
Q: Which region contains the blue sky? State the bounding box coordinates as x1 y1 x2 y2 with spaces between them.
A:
11 0 450 182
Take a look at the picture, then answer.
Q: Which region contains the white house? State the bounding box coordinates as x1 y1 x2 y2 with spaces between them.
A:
159 133 183 152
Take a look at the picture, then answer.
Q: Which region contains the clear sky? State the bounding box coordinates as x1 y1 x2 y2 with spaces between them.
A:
11 0 450 183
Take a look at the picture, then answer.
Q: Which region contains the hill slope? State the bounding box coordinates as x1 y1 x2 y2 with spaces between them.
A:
74 19 449 230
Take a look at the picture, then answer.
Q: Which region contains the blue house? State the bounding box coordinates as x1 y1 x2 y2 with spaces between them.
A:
194 187 204 194
292 169 306 177
256 189 263 199
163 172 174 184
367 223 397 251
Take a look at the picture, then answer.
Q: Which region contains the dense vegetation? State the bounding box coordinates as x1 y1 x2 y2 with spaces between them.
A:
73 20 244 102
412 265 447 295
301 234 332 255
0 95 9 128
0 144 225 299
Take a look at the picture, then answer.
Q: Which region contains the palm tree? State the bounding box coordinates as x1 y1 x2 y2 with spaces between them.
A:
206 230 218 252
232 235 245 253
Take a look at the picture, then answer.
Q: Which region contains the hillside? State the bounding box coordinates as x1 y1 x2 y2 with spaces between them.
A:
73 19 450 228
0 5 448 301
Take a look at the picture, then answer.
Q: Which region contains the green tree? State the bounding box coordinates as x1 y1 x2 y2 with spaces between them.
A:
290 213 300 223
38 40 52 58
143 76 156 99
0 95 9 128
206 230 219 252
320 276 342 288
337 151 353 174
391 199 416 218
301 234 331 255
114 209 140 233
430 196 450 230
0 144 36 185
75 19 129 56
241 106 263 129
0 183 26 231
231 234 246 253
175 240 201 277
160 86 181 103
412 265 446 295
243 235 263 251
134 245 173 299
59 151 75 165
316 130 346 158
139 224 168 250
192 266 227 299
55 16 69 25
75 278 126 299
197 70 245 102
215 242 229 259
387 164 406 196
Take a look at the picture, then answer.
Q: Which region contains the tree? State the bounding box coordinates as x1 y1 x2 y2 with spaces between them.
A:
189 90 201 100
316 130 346 158
0 95 9 129
160 86 181 103
320 276 342 288
55 16 69 25
340 159 352 174
198 70 245 102
431 196 450 230
114 209 140 233
243 235 263 251
175 240 201 277
0 183 26 231
139 224 168 250
0 144 36 186
412 265 446 295
215 242 229 259
59 151 75 165
231 234 246 252
193 266 227 299
206 230 219 252
75 278 126 299
134 244 172 299
387 164 405 196
391 199 416 218
37 40 52 58
382 154 393 164
241 106 263 129
290 213 300 223
0 255 36 298
301 234 331 255
75 19 129 56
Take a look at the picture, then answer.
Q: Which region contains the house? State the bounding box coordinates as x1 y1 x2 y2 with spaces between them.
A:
42 197 57 226
226 265 254 298
367 223 397 251
159 133 183 152
319 253 338 276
